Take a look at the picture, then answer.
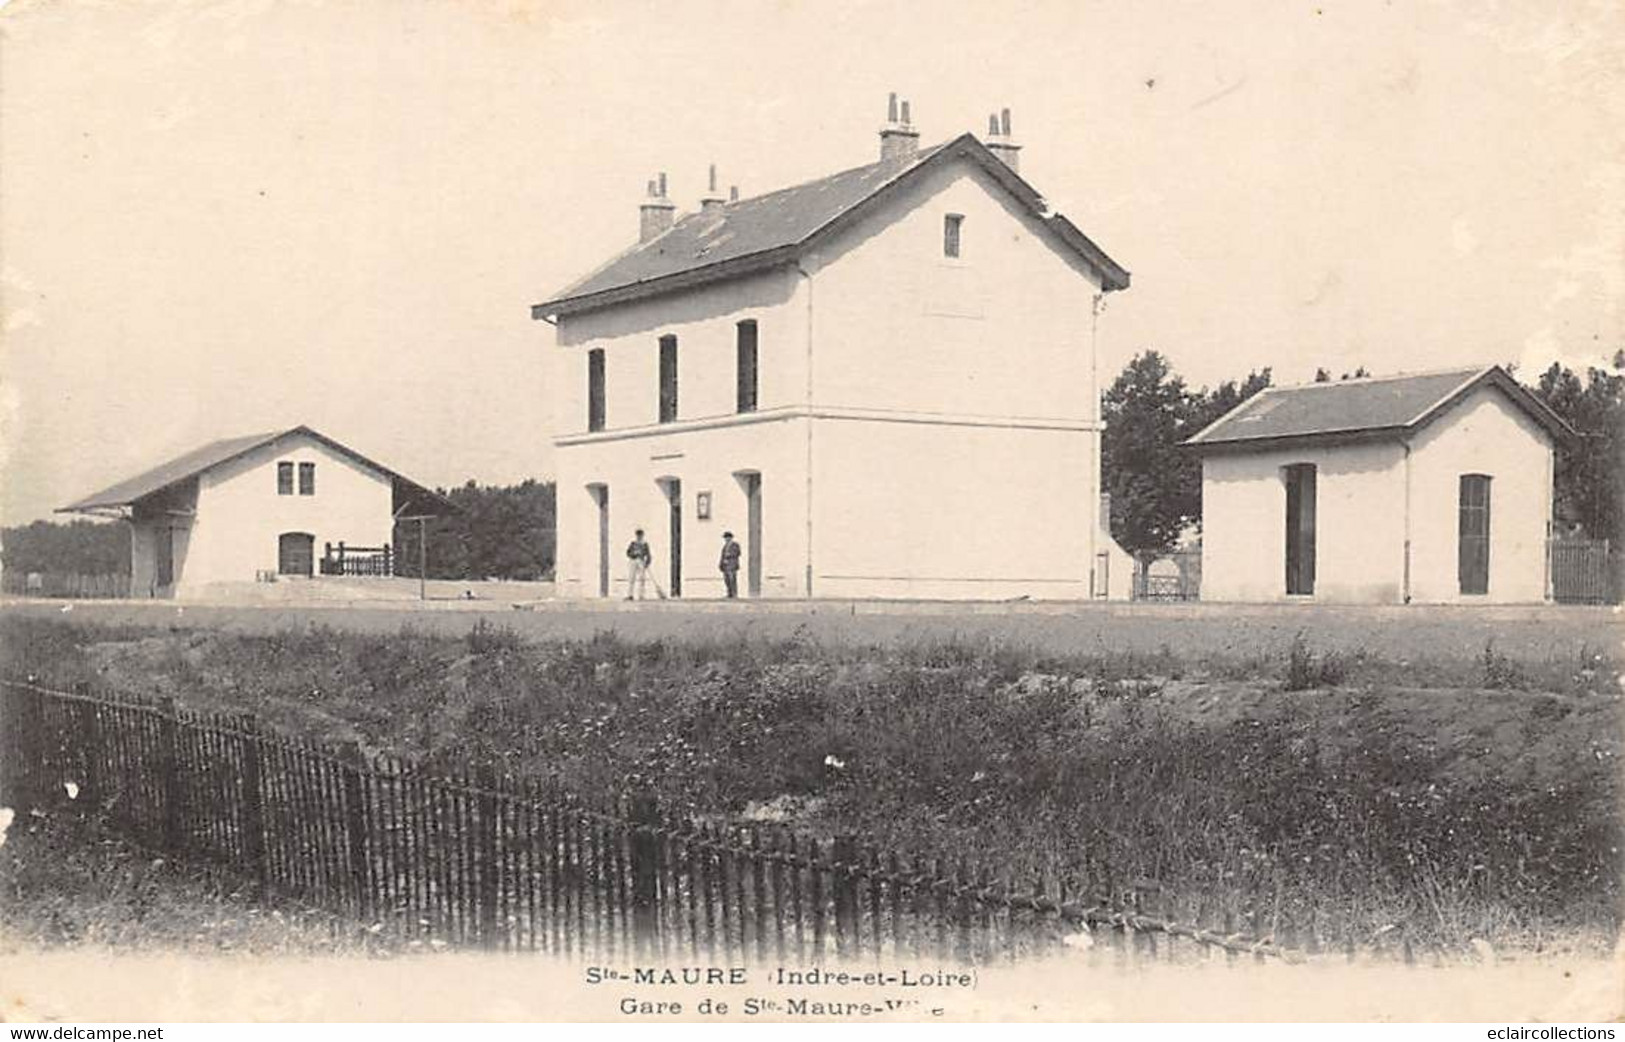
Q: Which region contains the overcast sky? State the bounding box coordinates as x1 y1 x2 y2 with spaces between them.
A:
2 0 1620 525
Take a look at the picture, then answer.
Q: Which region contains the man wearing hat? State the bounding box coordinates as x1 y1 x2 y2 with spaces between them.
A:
718 531 742 599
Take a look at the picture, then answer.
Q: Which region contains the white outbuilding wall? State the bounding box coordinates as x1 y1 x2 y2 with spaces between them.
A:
146 433 395 599
1199 384 1554 604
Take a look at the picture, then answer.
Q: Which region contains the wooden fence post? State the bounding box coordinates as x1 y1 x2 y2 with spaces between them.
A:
629 794 660 956
339 740 371 922
832 835 858 959
73 688 101 816
239 714 267 884
156 697 183 853
475 762 501 949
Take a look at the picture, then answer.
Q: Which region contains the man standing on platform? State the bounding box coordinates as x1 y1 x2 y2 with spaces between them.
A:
718 531 741 599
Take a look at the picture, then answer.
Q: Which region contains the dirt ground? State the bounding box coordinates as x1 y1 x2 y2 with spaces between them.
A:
1 597 1616 668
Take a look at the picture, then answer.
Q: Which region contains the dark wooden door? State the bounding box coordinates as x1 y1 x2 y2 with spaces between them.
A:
1284 464 1317 596
1459 474 1491 595
279 532 314 577
667 479 682 597
155 526 175 588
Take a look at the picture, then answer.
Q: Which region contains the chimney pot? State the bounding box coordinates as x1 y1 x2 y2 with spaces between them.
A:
879 94 920 161
700 162 726 213
986 107 1021 172
639 171 676 243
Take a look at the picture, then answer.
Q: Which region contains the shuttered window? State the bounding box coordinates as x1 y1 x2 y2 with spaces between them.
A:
1459 474 1491 595
587 348 606 432
298 462 315 496
944 213 963 258
277 462 294 495
658 335 678 423
736 320 758 413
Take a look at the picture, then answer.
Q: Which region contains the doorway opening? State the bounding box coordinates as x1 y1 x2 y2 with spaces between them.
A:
155 526 175 589
587 484 610 597
278 532 315 577
734 470 763 597
1283 464 1316 596
661 478 682 597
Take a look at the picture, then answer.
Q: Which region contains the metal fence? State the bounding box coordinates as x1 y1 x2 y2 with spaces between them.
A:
1 679 1301 964
1131 551 1201 601
1549 539 1619 605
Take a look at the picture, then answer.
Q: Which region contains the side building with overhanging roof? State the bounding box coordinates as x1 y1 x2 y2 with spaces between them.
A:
531 97 1136 601
58 426 451 599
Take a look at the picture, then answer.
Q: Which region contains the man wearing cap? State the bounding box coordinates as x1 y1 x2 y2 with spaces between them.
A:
625 528 652 601
718 531 742 599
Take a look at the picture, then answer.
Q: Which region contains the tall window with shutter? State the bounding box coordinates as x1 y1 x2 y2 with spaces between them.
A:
736 320 758 413
298 462 315 496
587 348 606 432
1459 474 1491 595
658 335 678 423
277 462 294 495
943 213 964 258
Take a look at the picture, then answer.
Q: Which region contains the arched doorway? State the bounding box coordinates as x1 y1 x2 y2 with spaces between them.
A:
278 532 315 577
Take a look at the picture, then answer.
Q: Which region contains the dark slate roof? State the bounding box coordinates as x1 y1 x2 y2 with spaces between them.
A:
532 133 1130 318
60 426 455 515
1184 366 1576 451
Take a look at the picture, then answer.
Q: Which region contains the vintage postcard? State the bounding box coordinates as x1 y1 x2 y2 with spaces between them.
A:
0 0 1621 1026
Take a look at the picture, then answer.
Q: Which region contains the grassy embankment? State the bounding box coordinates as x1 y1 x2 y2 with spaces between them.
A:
1 615 1618 957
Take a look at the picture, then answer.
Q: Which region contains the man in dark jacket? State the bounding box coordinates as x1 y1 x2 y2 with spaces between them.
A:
719 531 741 598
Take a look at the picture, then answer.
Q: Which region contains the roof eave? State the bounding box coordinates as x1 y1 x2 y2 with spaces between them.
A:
1185 426 1412 455
532 244 802 321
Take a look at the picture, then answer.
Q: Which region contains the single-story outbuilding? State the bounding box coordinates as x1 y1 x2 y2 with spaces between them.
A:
58 426 450 599
1184 366 1575 604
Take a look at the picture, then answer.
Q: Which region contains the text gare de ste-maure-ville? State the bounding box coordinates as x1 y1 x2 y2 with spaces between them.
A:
584 966 973 988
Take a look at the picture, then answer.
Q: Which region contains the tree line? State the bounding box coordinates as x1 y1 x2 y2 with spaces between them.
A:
1102 350 1625 564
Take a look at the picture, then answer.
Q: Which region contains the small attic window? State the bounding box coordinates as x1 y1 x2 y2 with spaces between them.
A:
944 214 964 258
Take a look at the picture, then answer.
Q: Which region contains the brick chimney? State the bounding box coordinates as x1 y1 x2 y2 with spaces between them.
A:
699 163 726 214
879 92 919 161
986 108 1021 172
639 172 676 243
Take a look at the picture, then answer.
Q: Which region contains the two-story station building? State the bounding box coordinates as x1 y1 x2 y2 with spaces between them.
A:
532 99 1133 600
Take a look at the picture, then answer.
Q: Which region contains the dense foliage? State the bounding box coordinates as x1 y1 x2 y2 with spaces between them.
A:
1100 351 1269 559
393 479 556 581
1 519 129 576
1531 360 1624 545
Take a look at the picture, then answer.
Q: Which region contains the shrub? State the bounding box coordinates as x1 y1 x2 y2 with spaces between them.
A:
1284 632 1349 690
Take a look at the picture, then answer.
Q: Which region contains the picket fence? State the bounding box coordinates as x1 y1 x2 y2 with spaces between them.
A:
0 679 1307 965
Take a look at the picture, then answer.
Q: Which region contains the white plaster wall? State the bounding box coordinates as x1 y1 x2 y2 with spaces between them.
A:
811 419 1096 600
1406 386 1553 603
553 268 807 436
1200 441 1408 603
553 416 809 599
807 157 1103 421
176 433 394 597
